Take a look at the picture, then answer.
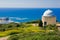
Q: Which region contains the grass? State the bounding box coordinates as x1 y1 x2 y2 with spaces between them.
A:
8 31 60 40
0 26 40 37
0 25 54 37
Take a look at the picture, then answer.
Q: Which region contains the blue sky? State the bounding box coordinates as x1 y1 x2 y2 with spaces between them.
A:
0 0 60 8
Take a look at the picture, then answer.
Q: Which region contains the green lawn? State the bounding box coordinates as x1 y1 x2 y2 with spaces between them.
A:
0 23 59 40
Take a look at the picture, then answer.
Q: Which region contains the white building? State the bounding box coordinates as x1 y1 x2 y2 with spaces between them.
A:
42 9 56 26
0 17 9 24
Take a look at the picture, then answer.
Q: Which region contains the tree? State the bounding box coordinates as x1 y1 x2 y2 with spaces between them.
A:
39 20 43 27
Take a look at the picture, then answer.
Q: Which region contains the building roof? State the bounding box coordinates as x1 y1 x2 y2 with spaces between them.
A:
43 9 55 17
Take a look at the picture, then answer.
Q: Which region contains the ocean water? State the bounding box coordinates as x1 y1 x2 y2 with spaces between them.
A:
0 8 60 22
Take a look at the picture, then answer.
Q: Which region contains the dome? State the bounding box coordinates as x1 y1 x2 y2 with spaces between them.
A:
43 9 54 17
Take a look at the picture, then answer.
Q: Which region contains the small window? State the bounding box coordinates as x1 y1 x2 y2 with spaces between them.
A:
44 22 47 26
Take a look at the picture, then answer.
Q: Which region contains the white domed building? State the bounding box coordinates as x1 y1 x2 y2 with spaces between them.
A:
42 9 56 26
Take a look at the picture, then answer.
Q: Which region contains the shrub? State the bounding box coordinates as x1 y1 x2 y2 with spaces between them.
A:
9 32 19 35
7 34 19 40
39 20 43 27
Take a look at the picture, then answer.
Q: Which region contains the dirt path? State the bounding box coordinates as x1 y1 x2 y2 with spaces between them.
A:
0 36 10 40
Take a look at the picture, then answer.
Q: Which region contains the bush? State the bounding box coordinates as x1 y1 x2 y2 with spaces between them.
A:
9 32 19 35
8 34 19 40
46 24 57 30
39 20 43 27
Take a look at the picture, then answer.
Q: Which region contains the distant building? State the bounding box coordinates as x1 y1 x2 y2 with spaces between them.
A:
0 17 9 24
42 9 56 26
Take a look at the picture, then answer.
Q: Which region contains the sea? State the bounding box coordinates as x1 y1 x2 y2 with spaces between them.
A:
0 8 60 22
